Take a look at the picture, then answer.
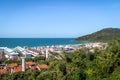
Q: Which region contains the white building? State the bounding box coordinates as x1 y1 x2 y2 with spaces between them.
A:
3 47 19 59
15 46 25 52
15 46 33 58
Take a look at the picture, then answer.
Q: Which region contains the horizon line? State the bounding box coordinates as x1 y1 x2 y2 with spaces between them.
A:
0 37 77 38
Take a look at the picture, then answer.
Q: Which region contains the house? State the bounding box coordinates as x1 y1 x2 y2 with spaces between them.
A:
26 48 40 57
15 46 25 52
4 47 19 59
38 64 48 69
26 61 36 69
15 46 33 58
0 48 4 59
14 65 22 73
0 61 49 74
0 69 7 74
6 63 18 73
11 61 37 73
14 65 29 73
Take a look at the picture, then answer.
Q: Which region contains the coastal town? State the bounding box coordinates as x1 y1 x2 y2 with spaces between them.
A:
0 42 107 74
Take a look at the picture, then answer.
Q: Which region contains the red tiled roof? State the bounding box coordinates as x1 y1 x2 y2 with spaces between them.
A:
7 63 18 68
26 61 36 65
0 69 7 74
14 66 22 73
38 64 48 69
14 65 29 73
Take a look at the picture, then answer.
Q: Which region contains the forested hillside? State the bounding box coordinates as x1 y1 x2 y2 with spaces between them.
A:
75 28 120 42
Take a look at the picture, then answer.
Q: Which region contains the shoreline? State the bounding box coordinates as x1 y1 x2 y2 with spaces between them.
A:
0 42 107 62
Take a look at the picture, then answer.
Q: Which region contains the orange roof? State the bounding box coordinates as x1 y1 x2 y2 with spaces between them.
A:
26 61 36 65
14 65 29 73
38 64 48 69
14 66 22 73
0 66 4 69
0 69 7 74
7 63 18 68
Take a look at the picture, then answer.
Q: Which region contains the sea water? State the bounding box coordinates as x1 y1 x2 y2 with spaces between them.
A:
0 38 84 48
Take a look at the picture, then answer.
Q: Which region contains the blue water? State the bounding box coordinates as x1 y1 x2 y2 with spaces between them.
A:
0 38 84 48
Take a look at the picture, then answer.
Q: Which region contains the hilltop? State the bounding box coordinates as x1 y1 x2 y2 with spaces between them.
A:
75 28 120 42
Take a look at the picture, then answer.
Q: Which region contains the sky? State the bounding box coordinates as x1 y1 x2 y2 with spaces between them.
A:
0 0 120 38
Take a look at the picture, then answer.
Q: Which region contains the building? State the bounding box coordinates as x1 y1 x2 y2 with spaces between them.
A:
3 47 19 60
0 48 4 59
15 46 34 58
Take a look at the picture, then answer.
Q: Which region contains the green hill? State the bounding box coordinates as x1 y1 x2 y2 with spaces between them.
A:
75 28 120 42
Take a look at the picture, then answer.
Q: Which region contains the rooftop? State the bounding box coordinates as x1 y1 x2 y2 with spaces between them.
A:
38 64 48 69
0 69 7 74
26 61 36 66
7 63 18 68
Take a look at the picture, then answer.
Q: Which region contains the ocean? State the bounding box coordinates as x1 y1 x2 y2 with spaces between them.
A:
0 38 84 48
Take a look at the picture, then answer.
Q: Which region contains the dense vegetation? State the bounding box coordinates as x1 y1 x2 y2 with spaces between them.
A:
75 28 120 42
1 38 120 80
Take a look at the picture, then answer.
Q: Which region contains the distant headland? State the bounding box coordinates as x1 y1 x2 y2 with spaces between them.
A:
75 28 120 42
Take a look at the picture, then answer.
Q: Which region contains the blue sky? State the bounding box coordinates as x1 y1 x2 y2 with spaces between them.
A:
0 0 120 38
